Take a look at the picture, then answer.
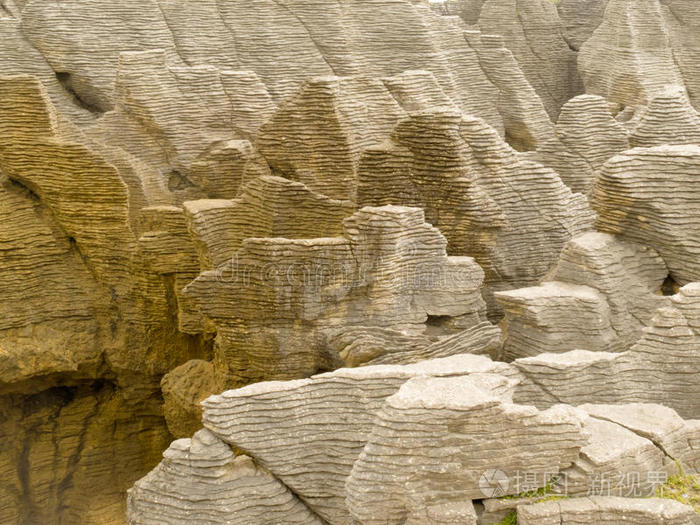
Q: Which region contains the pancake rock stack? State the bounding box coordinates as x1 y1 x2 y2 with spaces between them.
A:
1 0 700 523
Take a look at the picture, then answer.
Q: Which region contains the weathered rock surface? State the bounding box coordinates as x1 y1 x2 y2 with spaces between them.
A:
201 355 517 524
578 0 700 110
517 496 700 524
358 111 593 314
127 429 322 524
591 145 700 285
3 0 700 523
478 0 582 119
497 233 668 360
184 205 489 389
557 0 609 51
513 283 700 419
345 376 588 524
533 94 630 193
629 85 700 147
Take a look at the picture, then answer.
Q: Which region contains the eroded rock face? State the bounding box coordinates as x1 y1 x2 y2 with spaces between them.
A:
591 145 700 285
183 205 490 389
3 0 700 522
517 496 700 524
578 0 700 109
478 0 582 120
496 233 669 360
200 354 517 524
512 283 700 419
127 429 323 525
345 376 588 524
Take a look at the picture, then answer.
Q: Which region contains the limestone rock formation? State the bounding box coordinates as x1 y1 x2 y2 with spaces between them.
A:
358 111 593 313
591 145 700 285
200 355 517 524
127 429 323 525
3 0 700 522
478 0 582 119
496 232 668 360
161 360 218 438
512 283 700 419
345 376 588 524
183 205 489 389
578 0 700 109
517 497 700 524
629 85 700 147
533 94 630 193
556 0 609 50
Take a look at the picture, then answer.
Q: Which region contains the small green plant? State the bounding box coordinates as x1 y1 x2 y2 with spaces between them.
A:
655 472 700 515
496 510 517 525
495 477 567 524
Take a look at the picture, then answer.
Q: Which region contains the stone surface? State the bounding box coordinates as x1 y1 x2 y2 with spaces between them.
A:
533 94 630 194
512 284 700 420
557 0 609 50
496 233 668 360
184 205 489 389
591 145 700 285
127 429 322 524
517 496 700 524
3 0 700 523
345 376 588 524
201 354 517 524
478 0 581 119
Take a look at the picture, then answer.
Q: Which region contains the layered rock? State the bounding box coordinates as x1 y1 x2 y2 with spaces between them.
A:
517 496 700 524
591 145 700 285
127 429 322 525
1 383 172 525
334 320 503 367
467 32 555 151
561 415 669 497
533 94 630 194
184 205 489 388
578 0 686 108
18 0 509 126
629 85 700 147
512 283 700 419
478 0 581 119
201 354 517 524
183 175 352 271
160 360 218 438
496 233 668 360
556 0 609 50
0 73 211 523
345 376 588 524
358 111 593 313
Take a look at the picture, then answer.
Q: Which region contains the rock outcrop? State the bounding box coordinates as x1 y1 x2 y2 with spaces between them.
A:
127 429 323 525
591 145 700 285
3 0 700 523
517 497 700 524
496 232 668 360
345 376 587 524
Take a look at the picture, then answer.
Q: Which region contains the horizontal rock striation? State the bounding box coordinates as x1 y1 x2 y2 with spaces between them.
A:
200 354 517 524
127 429 323 524
517 496 700 524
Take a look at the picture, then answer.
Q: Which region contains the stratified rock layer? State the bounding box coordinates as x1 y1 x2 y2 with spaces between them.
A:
591 145 700 285
201 355 517 524
127 429 322 525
